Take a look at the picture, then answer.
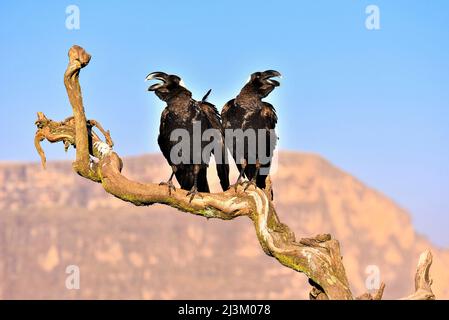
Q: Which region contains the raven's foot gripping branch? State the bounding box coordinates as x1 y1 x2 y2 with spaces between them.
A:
34 45 435 300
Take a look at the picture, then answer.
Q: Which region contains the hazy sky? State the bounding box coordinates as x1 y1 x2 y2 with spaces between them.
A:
1 1 448 246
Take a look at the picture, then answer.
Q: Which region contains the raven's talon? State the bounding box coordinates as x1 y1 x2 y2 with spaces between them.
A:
231 180 246 193
243 179 257 191
159 181 176 195
186 187 202 203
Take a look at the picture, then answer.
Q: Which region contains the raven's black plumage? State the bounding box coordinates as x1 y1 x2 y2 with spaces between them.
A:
221 70 280 196
146 72 229 198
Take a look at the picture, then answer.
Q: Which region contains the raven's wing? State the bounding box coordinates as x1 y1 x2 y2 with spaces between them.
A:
261 102 278 129
261 101 278 157
256 102 278 196
221 99 235 129
159 107 202 191
157 107 173 163
221 99 246 178
199 99 230 191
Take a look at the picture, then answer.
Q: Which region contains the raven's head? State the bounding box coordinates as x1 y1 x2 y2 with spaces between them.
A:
145 71 190 101
243 70 281 98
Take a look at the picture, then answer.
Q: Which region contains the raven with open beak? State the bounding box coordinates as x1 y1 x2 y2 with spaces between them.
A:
146 71 229 201
221 70 281 199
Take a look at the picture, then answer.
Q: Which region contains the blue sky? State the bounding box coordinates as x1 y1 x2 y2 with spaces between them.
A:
1 1 448 246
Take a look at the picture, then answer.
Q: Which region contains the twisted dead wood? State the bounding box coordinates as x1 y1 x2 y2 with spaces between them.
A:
34 45 435 300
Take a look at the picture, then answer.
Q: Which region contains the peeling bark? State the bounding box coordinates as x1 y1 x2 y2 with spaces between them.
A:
33 45 436 300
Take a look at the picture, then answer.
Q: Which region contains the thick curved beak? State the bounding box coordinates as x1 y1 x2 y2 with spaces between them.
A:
145 71 168 91
262 70 282 87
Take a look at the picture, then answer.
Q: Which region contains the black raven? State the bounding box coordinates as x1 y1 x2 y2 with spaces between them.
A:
146 72 229 200
221 70 280 196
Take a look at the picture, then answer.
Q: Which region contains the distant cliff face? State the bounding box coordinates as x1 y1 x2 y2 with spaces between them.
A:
0 152 448 299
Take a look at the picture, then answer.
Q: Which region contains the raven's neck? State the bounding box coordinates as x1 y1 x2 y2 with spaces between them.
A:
236 88 262 111
166 91 193 112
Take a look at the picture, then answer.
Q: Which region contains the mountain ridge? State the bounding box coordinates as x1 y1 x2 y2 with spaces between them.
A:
0 151 448 299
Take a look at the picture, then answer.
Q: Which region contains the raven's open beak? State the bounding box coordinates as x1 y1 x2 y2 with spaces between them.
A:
262 70 282 87
145 71 168 91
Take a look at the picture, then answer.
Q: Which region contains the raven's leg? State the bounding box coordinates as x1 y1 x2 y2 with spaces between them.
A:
243 159 260 191
231 159 247 192
159 165 177 195
187 164 203 202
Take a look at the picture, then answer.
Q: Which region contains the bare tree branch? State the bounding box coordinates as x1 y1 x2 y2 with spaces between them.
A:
34 45 436 300
400 250 435 300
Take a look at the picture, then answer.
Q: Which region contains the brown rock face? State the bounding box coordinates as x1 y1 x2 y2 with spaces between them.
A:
0 151 448 299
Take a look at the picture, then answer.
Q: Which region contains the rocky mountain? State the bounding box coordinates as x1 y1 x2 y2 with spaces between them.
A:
0 151 448 299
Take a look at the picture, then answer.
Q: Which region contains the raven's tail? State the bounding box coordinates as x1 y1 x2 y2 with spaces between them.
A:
217 163 230 191
202 89 212 102
216 146 230 191
196 167 210 193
